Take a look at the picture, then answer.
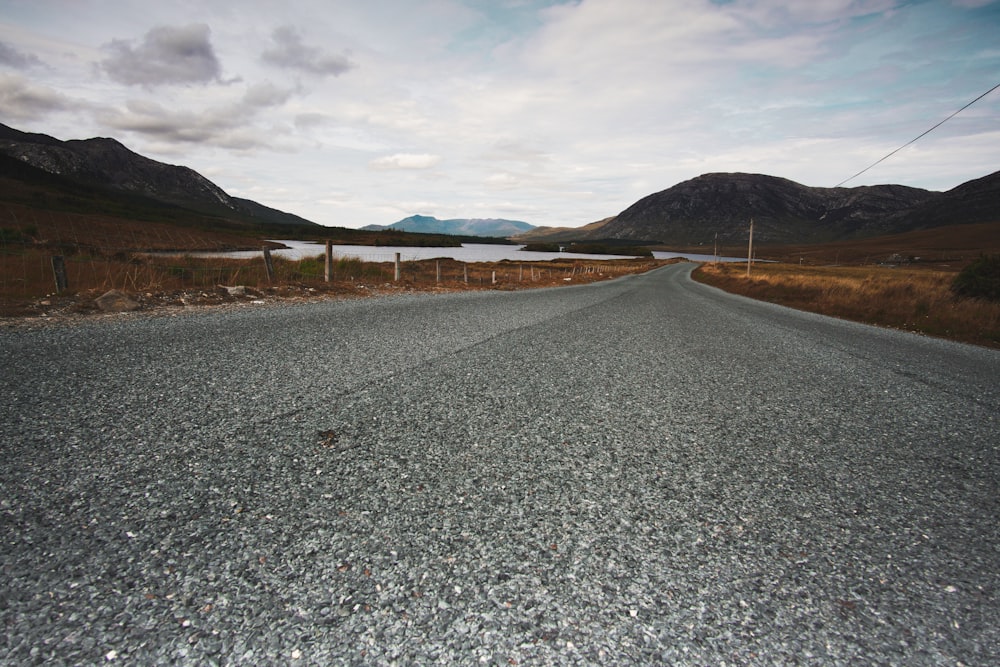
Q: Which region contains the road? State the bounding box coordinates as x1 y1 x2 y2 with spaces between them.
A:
2 263 998 665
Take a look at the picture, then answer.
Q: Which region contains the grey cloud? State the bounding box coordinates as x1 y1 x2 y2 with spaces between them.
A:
261 26 355 76
242 82 296 108
101 24 222 86
0 73 72 120
97 82 295 150
99 100 265 149
294 112 331 129
0 42 42 69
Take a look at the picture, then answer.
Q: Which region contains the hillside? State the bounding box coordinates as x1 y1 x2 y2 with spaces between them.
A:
595 173 937 245
881 170 1000 231
0 123 318 229
512 217 615 243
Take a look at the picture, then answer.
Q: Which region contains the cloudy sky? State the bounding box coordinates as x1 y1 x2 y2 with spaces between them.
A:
1 0 998 229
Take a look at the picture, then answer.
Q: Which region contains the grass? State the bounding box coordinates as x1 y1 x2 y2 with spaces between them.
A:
694 262 1000 348
0 242 670 318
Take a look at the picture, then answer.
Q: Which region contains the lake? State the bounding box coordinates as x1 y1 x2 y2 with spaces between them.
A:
195 241 748 263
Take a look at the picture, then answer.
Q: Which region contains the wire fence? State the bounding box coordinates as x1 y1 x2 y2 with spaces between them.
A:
1 205 665 313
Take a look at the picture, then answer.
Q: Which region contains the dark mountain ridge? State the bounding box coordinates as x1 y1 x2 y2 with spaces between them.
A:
597 172 942 245
0 123 317 228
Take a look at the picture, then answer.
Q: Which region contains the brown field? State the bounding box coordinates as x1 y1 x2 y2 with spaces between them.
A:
756 221 1000 269
694 261 1000 348
1 204 671 319
0 240 671 319
662 221 1000 270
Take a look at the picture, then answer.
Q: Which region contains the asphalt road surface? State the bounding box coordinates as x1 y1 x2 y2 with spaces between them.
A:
2 263 998 665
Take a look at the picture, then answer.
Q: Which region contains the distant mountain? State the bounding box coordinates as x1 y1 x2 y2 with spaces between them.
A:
363 215 535 238
0 122 317 228
592 173 937 245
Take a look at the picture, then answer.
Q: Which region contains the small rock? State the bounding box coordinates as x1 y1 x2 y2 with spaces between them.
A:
95 290 140 312
219 285 247 296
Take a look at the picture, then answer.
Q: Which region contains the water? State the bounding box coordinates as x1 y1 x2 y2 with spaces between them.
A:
184 240 748 263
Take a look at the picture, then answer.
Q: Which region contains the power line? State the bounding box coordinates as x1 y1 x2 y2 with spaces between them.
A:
835 81 1000 188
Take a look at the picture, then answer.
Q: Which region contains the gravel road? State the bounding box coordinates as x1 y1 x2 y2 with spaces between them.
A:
2 263 998 665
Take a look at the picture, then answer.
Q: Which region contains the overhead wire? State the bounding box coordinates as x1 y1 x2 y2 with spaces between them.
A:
835 80 1000 187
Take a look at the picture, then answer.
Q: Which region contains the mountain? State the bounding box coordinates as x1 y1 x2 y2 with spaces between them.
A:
0 123 317 228
591 173 938 245
881 170 1000 232
363 215 535 238
512 217 615 243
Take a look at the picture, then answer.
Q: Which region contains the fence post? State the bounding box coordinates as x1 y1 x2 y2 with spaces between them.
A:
492 270 496 285
394 253 401 281
262 247 275 282
463 263 468 284
325 240 333 282
51 255 67 293
436 260 441 284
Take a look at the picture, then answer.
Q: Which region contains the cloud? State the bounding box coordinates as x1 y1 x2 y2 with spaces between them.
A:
241 81 296 108
0 42 42 69
96 82 295 149
369 153 442 170
0 73 73 120
100 24 222 86
484 172 522 189
261 26 355 77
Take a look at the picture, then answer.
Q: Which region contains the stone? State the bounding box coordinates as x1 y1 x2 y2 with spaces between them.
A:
95 290 140 312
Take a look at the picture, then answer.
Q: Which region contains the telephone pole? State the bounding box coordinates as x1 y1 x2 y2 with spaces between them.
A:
746 218 754 277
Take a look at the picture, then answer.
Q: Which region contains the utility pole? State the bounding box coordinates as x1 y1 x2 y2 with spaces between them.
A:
746 218 754 277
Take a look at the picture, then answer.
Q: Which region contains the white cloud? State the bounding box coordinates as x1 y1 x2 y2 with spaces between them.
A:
369 153 443 170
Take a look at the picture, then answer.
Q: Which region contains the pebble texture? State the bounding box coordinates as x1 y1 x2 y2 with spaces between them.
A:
2 263 998 665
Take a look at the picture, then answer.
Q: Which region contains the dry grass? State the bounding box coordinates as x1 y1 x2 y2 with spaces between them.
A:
694 262 1000 348
0 244 670 318
754 221 1000 269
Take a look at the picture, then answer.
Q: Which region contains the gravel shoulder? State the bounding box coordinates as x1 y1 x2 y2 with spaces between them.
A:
2 263 998 665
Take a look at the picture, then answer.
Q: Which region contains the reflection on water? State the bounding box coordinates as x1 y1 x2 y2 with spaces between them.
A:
178 240 747 263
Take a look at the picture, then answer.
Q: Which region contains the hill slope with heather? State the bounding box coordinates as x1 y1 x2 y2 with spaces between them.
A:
0 123 318 229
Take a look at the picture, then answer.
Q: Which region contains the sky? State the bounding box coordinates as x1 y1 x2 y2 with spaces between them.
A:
0 0 998 229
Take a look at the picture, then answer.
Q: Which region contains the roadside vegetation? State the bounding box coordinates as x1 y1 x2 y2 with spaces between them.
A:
694 261 1000 348
951 254 1000 301
0 239 670 318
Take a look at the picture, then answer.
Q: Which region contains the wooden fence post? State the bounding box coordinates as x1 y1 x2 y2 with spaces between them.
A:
394 253 401 281
51 255 67 293
436 260 441 283
262 247 275 282
325 240 333 282
463 263 468 284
